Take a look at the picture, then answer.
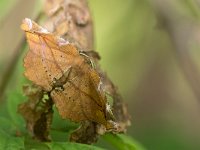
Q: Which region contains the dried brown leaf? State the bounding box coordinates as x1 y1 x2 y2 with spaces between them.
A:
70 121 99 144
100 72 131 132
20 0 131 144
44 0 94 50
21 18 116 131
21 18 80 91
18 85 53 141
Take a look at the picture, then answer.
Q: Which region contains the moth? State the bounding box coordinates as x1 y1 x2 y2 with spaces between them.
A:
21 18 116 130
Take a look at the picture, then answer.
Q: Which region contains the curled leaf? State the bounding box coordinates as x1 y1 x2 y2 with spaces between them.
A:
44 0 94 50
101 73 131 132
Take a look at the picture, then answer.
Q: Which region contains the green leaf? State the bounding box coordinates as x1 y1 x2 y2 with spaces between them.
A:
0 130 24 150
47 142 104 150
50 106 79 142
0 116 104 150
6 91 26 131
102 134 146 150
24 138 105 150
0 117 17 135
0 117 24 150
24 137 50 150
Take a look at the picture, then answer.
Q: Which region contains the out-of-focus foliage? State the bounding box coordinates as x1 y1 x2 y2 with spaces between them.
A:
0 0 144 150
1 0 200 149
89 0 200 150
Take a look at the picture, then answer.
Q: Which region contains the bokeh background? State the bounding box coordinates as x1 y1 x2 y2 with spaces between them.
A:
1 0 200 150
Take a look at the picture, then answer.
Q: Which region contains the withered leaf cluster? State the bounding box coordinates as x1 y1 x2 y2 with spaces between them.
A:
44 0 93 50
18 0 130 144
18 85 53 141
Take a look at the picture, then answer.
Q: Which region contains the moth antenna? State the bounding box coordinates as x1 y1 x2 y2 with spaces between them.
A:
79 52 96 69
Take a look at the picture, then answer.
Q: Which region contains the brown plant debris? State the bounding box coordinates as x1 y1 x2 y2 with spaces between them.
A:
20 18 118 140
70 121 99 144
18 84 53 141
19 0 131 144
100 73 131 132
44 0 94 50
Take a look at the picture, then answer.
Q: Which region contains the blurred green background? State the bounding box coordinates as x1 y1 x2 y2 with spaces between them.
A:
1 0 200 150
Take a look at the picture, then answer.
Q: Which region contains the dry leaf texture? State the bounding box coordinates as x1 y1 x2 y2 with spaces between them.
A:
21 18 115 129
44 0 94 50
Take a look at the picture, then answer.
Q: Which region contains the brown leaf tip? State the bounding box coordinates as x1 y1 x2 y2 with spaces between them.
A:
21 18 49 34
21 18 33 31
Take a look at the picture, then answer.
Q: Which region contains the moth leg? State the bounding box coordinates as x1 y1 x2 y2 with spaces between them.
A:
52 67 73 89
79 52 95 69
79 50 100 60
